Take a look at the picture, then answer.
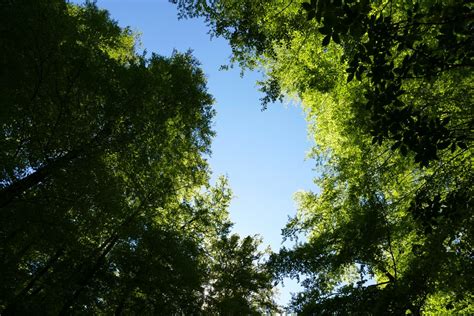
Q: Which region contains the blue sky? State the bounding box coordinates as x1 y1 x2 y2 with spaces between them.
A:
77 0 317 305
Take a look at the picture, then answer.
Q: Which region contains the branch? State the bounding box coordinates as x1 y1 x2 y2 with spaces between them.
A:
269 0 295 20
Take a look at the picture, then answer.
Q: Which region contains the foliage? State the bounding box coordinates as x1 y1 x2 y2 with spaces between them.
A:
0 1 276 314
207 234 278 315
173 0 473 314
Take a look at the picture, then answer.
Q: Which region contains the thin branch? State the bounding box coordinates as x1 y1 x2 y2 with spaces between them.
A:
269 0 295 20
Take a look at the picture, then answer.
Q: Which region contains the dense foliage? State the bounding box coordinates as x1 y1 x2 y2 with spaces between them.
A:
174 0 473 314
0 1 277 314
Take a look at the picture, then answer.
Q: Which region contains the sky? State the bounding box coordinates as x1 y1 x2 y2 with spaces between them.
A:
75 0 318 306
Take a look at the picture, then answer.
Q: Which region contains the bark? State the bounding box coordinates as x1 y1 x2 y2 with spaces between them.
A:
0 149 81 208
0 125 110 209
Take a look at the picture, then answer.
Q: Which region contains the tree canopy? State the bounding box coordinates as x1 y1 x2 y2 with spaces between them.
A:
0 1 277 314
2 0 472 313
174 0 473 314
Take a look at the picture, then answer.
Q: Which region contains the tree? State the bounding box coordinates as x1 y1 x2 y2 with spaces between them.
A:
0 1 277 314
173 0 473 314
206 233 279 315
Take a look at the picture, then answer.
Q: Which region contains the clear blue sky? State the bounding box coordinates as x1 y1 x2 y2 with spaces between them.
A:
75 0 317 306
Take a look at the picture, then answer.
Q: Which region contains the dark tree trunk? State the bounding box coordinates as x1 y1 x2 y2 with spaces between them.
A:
2 248 64 315
58 235 120 315
0 149 81 208
0 126 111 209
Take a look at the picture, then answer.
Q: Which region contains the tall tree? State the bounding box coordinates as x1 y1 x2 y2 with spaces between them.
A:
173 0 473 314
1 1 277 313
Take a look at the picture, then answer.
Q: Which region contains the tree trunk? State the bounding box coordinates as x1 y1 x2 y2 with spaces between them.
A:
0 126 110 209
0 149 81 208
2 248 64 315
58 235 119 315
58 196 146 314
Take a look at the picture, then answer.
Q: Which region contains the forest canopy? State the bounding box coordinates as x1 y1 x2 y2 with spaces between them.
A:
1 0 472 314
0 1 276 314
173 0 473 314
